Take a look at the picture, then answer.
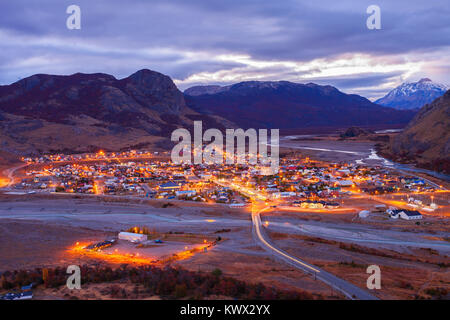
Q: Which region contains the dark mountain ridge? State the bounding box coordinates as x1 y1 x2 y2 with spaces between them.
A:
0 69 188 132
0 72 417 159
184 81 416 129
0 69 230 156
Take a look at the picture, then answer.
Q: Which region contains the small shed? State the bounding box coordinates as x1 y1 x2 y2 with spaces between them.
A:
118 232 147 242
359 210 370 218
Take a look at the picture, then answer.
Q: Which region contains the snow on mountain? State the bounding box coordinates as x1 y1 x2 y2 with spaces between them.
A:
375 78 449 110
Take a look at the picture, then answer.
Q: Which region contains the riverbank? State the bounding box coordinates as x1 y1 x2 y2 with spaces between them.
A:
280 133 450 187
376 142 450 179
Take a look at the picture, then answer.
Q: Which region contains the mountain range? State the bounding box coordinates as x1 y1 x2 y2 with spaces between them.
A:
185 81 415 129
0 70 417 158
0 69 231 156
375 78 448 110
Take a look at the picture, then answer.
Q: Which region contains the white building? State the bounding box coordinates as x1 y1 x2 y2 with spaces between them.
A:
118 232 147 242
359 210 370 218
175 190 197 197
337 180 354 187
386 209 422 220
273 191 296 198
399 210 423 220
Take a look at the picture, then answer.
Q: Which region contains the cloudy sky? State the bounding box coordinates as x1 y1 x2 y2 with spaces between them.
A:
0 0 449 99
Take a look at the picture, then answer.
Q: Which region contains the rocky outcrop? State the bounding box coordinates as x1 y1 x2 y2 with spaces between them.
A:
340 127 373 138
0 70 230 156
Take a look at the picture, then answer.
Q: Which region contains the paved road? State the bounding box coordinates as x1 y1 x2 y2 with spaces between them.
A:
252 206 379 300
214 178 379 300
0 166 381 299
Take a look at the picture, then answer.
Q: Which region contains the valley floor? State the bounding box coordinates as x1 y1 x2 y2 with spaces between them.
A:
0 194 448 300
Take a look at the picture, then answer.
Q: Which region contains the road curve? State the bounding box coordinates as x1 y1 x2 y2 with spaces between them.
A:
1 163 27 188
252 208 379 300
4 168 379 299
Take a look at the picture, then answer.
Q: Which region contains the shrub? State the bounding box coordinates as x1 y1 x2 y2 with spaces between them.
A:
211 268 222 277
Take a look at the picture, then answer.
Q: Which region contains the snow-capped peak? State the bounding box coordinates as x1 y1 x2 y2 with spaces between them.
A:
375 78 449 110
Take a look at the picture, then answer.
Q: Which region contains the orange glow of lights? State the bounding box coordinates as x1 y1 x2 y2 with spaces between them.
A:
0 178 9 188
68 241 212 265
69 242 155 265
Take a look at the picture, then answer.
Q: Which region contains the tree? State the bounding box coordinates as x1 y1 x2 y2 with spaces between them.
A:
211 268 222 277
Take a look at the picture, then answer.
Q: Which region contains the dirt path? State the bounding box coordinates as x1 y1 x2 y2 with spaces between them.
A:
1 162 27 188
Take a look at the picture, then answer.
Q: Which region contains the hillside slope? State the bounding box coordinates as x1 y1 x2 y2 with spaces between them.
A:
388 90 450 173
0 70 231 157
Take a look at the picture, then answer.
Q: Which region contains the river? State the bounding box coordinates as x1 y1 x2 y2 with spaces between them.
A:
280 135 450 183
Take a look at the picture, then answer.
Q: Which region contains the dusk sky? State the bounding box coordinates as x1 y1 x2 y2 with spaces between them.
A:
1 0 449 99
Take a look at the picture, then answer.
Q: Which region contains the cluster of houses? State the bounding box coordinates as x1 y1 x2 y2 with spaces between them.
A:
23 149 160 164
292 200 340 209
16 152 438 216
229 158 424 202
20 160 247 203
407 197 438 212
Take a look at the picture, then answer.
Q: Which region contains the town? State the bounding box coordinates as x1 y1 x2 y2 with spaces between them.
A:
17 150 446 220
1 144 449 301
